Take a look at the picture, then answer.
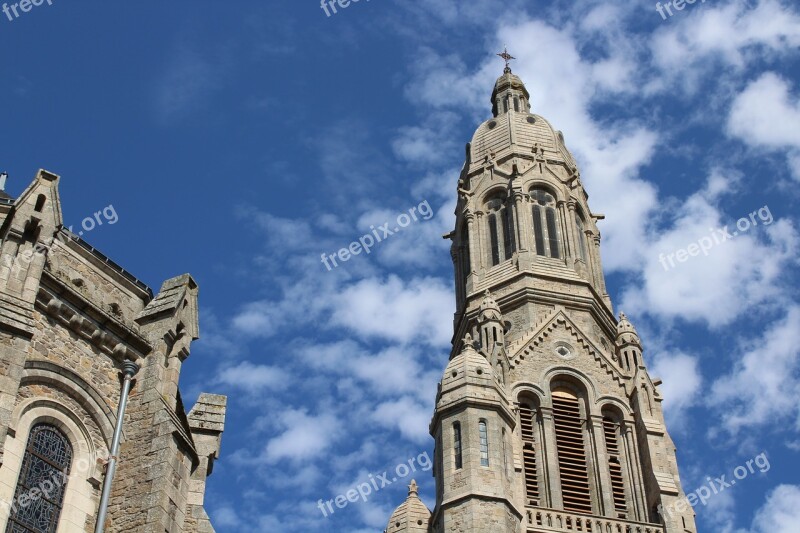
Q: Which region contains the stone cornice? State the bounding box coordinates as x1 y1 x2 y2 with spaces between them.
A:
36 278 151 361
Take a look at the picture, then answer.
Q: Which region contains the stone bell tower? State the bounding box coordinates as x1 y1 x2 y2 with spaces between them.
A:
384 53 696 533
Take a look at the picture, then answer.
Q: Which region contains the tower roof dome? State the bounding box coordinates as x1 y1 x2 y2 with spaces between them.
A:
440 334 495 395
384 480 430 533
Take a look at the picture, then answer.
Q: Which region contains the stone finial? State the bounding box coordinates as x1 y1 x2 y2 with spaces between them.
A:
408 479 418 496
479 289 502 322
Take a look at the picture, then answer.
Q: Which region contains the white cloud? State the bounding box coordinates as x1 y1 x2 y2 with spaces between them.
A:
620 173 799 327
263 410 342 463
298 340 440 402
650 352 702 428
650 0 800 90
728 72 800 180
214 361 290 394
208 505 242 529
371 397 432 444
392 112 460 166
331 276 453 347
747 485 800 533
710 306 800 434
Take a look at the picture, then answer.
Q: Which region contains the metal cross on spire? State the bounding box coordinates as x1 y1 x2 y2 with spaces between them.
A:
497 46 515 72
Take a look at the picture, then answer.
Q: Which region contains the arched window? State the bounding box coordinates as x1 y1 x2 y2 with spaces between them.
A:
576 214 588 261
531 189 561 259
453 422 463 470
513 96 520 112
479 420 489 466
6 423 72 533
487 213 500 265
602 413 628 518
552 388 591 514
519 398 541 506
486 195 516 266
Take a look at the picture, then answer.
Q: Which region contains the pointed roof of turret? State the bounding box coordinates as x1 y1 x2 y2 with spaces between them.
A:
384 480 430 533
616 312 642 347
479 289 502 322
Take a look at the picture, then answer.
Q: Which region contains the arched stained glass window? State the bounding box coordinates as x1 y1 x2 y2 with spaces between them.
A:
6 424 72 533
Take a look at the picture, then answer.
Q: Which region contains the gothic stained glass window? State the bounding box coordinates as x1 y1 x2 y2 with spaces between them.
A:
6 424 72 533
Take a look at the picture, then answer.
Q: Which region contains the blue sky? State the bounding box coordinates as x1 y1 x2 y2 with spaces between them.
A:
2 0 800 531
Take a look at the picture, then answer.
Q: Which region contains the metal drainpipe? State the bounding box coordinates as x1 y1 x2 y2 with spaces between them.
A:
95 360 139 533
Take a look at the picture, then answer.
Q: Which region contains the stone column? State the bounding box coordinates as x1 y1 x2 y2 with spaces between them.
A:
567 201 583 264
512 190 529 251
539 406 562 509
592 233 609 299
465 211 478 275
589 414 615 516
622 421 649 523
513 190 534 267
475 211 487 276
556 201 575 266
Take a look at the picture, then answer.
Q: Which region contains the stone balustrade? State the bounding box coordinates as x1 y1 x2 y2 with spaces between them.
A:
526 507 664 533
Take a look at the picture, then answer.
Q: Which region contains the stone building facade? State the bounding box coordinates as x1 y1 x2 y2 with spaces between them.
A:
0 170 226 532
385 67 696 533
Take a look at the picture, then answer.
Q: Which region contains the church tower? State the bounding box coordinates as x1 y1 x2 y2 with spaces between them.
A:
385 54 696 533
